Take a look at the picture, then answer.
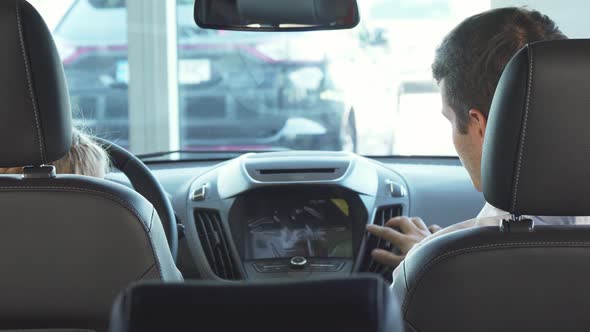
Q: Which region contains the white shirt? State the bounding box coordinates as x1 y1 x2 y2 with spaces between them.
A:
476 203 590 224
390 203 590 285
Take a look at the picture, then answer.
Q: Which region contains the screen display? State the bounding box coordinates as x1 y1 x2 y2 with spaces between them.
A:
245 198 353 260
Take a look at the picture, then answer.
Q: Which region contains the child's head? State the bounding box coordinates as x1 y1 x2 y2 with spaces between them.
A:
0 129 110 178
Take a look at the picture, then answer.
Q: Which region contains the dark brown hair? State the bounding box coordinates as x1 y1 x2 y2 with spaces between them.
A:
432 7 566 133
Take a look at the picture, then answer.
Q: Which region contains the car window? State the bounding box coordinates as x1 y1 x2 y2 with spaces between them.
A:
30 0 590 157
368 0 451 20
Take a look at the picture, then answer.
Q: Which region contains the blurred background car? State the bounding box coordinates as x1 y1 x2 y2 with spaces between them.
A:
51 0 399 153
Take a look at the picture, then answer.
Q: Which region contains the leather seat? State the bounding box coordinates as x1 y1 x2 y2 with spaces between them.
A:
393 39 590 332
0 1 182 331
109 276 403 332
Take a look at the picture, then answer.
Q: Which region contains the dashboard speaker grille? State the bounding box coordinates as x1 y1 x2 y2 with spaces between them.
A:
361 205 402 281
258 168 336 175
193 209 240 280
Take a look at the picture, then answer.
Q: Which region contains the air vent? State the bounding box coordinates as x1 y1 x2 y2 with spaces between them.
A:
360 205 402 282
193 209 240 280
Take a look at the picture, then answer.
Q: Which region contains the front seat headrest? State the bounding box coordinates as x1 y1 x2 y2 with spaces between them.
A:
0 0 71 167
482 39 590 216
110 276 403 332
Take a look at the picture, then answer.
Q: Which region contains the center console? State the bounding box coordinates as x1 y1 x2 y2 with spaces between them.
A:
183 151 409 280
229 186 367 278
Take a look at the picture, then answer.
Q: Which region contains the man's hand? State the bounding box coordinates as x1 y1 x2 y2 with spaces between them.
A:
428 224 442 233
366 217 439 268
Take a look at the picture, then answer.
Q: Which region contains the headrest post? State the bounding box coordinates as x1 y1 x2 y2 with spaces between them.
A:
23 165 56 179
500 214 534 233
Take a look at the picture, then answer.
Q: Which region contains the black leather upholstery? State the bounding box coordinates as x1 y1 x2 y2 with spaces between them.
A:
100 138 178 260
397 39 590 331
0 2 182 331
0 175 183 331
0 0 71 167
110 276 403 332
482 39 590 216
394 225 590 332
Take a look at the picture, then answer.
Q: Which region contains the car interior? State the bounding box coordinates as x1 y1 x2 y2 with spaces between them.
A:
2 0 590 331
109 276 402 332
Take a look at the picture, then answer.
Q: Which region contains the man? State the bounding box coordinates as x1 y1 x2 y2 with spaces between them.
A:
366 7 590 274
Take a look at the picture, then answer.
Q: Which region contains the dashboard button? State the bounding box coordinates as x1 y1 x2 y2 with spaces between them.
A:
386 180 407 198
309 262 345 272
290 256 307 269
192 184 208 201
253 263 288 273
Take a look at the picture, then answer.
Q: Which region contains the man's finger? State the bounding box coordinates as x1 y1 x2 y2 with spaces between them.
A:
428 224 442 233
371 249 403 267
366 224 405 244
410 217 428 231
384 216 415 233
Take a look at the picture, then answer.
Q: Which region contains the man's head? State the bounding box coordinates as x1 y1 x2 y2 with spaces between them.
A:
432 7 566 191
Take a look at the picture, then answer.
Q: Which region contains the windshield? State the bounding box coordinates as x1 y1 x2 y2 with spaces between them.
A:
29 0 590 158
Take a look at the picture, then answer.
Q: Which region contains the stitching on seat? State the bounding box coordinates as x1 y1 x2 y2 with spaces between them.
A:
402 259 409 292
145 206 167 279
401 241 590 315
15 1 46 163
404 319 420 332
148 208 154 232
0 186 165 279
138 263 157 280
512 47 534 211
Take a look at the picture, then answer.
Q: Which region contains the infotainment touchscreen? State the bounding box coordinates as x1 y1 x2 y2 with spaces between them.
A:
244 198 353 260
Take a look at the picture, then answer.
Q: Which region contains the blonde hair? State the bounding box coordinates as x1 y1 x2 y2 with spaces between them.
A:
0 129 110 178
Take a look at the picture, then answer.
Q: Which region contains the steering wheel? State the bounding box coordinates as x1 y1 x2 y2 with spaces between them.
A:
95 138 178 261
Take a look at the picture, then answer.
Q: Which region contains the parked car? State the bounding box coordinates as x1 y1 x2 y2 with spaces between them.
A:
52 0 370 152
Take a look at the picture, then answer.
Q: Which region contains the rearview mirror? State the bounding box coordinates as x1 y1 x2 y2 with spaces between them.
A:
194 0 359 32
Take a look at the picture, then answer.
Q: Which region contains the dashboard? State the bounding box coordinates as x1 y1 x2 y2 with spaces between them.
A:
108 151 485 281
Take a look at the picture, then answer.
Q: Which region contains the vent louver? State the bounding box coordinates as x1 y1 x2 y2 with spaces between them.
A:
193 209 241 280
361 205 402 282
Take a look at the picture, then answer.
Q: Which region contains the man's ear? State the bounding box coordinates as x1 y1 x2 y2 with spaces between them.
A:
468 109 488 140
